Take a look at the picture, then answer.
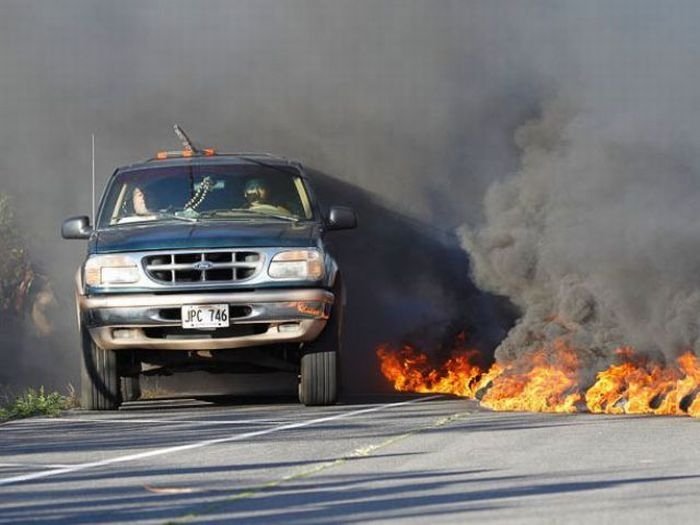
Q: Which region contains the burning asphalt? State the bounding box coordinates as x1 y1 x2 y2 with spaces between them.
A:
377 334 700 417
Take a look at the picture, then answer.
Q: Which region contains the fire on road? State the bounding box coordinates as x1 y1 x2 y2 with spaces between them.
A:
377 334 700 417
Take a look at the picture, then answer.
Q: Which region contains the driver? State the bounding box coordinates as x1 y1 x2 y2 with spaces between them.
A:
132 187 151 215
116 186 157 224
243 179 291 216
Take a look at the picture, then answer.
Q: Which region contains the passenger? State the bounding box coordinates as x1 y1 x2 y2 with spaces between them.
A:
243 179 292 216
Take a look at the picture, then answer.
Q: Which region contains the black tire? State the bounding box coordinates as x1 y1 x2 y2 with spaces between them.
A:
121 376 141 402
299 350 337 406
298 274 344 406
80 322 122 410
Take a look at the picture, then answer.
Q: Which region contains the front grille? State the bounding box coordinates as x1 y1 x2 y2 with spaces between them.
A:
144 251 262 284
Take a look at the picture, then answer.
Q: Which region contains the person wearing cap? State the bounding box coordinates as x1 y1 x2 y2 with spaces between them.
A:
243 179 292 216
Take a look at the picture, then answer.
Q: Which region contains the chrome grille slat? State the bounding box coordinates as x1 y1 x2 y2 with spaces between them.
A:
147 263 259 271
144 250 262 285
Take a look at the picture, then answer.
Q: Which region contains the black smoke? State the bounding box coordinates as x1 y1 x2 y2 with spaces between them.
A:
2 1 698 392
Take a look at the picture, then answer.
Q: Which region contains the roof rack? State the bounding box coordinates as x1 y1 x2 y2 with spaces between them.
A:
147 126 294 164
148 124 216 160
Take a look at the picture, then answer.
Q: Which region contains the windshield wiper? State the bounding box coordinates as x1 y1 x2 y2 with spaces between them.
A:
156 212 199 223
199 209 299 222
238 209 299 222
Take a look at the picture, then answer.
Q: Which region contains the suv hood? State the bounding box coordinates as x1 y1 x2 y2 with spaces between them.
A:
94 221 320 253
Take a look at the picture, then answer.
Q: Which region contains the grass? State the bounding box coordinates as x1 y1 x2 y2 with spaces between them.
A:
0 385 78 422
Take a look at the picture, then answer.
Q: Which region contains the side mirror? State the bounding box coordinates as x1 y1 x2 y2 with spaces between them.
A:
62 216 92 239
326 206 357 231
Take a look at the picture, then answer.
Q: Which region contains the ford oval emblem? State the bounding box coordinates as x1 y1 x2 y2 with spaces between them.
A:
193 261 214 271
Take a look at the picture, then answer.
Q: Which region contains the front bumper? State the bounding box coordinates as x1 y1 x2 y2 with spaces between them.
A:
79 288 333 351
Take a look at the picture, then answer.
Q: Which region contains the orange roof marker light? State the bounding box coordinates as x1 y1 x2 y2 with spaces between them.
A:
154 148 217 160
153 125 217 160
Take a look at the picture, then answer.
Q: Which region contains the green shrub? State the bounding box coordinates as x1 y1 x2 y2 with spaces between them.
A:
0 192 31 312
0 387 71 422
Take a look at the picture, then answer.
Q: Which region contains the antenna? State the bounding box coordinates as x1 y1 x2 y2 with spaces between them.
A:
91 133 95 225
173 124 199 153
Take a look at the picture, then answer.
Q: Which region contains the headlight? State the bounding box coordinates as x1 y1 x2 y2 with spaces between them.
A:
268 250 324 280
85 255 140 286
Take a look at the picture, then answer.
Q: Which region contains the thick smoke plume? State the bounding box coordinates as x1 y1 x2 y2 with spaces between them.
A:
3 1 700 393
461 95 700 375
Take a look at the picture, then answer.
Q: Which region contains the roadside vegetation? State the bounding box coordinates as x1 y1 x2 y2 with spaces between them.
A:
0 386 78 422
0 191 30 313
1 192 74 423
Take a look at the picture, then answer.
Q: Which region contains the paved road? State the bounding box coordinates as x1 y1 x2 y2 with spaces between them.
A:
1 395 699 524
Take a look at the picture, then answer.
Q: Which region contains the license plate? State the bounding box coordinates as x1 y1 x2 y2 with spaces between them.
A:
181 304 230 329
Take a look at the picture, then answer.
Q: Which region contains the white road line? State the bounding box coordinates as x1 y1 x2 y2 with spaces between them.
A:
0 462 75 469
28 418 288 425
0 396 441 487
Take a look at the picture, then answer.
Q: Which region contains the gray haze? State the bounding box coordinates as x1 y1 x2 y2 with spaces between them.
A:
1 1 699 390
461 6 700 374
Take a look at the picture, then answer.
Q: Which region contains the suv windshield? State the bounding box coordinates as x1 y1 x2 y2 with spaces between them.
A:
97 163 314 228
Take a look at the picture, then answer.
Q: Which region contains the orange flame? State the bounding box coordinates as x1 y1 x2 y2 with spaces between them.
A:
480 339 582 413
376 345 485 397
585 350 700 416
376 336 700 418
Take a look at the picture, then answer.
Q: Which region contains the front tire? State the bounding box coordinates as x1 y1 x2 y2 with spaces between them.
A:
80 323 122 410
298 275 344 406
299 351 337 406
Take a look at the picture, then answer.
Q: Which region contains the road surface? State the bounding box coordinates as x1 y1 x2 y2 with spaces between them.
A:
1 395 699 524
